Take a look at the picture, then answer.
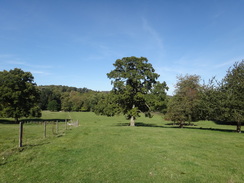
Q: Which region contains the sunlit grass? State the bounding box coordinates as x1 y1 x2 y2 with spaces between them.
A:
0 111 244 182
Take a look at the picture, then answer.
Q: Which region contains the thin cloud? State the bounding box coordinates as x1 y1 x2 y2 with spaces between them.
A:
142 18 164 51
158 66 183 74
6 60 52 69
31 70 51 75
214 58 241 68
1 59 52 77
6 60 26 65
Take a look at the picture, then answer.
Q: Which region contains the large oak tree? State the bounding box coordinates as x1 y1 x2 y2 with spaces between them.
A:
107 56 168 126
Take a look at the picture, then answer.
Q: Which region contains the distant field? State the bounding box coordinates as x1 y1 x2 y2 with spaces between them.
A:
0 111 244 182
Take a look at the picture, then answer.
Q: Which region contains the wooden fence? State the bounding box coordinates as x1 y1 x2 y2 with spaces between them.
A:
19 119 79 147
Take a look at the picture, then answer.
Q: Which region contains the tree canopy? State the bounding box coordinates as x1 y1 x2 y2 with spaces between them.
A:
106 56 168 126
166 74 201 127
222 61 244 132
0 68 41 122
38 85 96 112
201 61 244 132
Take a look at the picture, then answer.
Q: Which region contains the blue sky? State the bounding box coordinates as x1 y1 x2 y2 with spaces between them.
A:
0 0 243 94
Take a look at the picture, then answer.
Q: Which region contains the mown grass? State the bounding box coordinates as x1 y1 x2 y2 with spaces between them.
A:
0 112 244 182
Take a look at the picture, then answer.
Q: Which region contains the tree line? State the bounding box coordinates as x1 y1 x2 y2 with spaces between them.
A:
166 61 244 132
0 57 243 132
38 85 100 112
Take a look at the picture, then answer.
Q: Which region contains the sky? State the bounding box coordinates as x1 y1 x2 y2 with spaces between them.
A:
0 0 243 95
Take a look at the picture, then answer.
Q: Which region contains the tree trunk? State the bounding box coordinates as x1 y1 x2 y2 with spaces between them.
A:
179 121 184 128
236 121 241 133
19 121 23 147
56 120 59 134
130 104 136 126
44 121 47 138
130 116 135 126
188 114 192 125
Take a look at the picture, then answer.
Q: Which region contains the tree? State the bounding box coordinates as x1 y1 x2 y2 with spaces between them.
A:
94 92 121 117
39 87 53 110
221 61 244 132
200 61 244 133
61 92 72 111
0 68 41 122
166 74 201 127
47 100 59 111
107 56 168 126
199 77 223 121
165 95 187 127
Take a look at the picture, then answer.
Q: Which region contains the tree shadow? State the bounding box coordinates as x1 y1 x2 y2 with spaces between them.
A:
182 126 238 133
0 119 15 124
116 122 165 128
212 120 241 126
0 118 71 124
24 141 51 148
163 121 241 133
24 118 70 123
116 122 242 133
135 122 164 128
164 122 197 126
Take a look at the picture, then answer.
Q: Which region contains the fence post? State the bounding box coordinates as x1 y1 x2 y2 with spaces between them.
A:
19 121 23 147
65 119 67 130
56 120 58 134
44 121 47 138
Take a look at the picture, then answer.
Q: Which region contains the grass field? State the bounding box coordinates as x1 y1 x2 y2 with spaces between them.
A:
0 111 244 183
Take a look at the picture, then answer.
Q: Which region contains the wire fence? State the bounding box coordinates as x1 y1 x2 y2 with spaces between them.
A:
18 119 79 147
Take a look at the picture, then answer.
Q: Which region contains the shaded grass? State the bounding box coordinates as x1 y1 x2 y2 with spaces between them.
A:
0 112 244 182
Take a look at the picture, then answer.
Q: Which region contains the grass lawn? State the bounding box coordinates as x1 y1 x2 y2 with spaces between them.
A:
0 111 244 183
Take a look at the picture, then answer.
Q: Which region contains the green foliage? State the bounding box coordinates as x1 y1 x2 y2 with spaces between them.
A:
145 81 168 113
166 74 201 127
39 87 53 110
165 95 187 127
202 61 244 132
200 78 222 121
38 85 91 111
0 68 41 122
61 91 103 112
38 86 62 111
60 92 73 111
38 85 105 112
47 100 59 111
94 92 121 116
222 61 244 128
107 56 168 126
